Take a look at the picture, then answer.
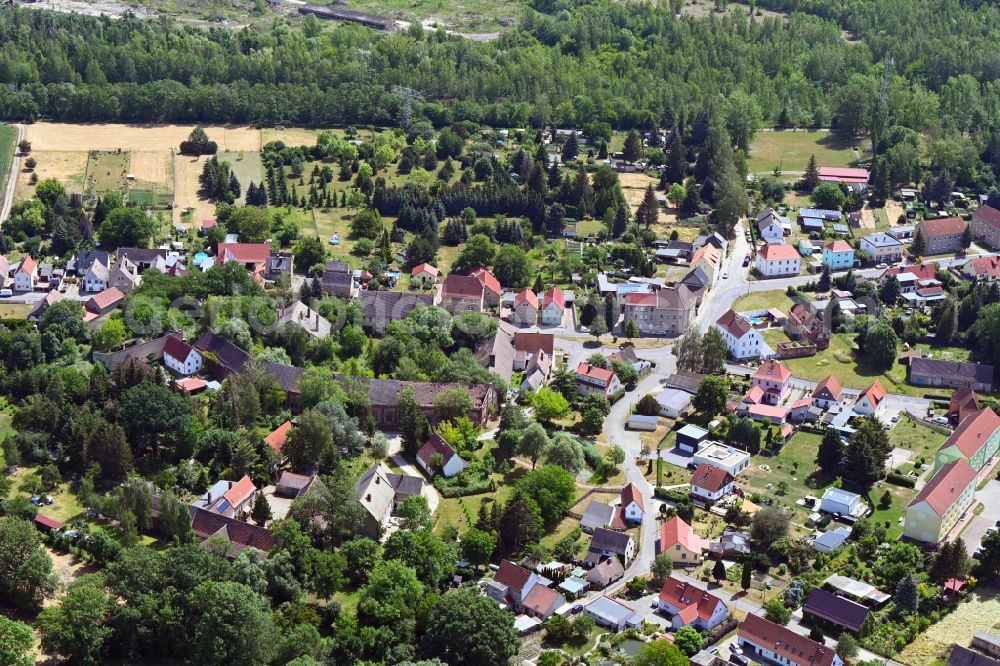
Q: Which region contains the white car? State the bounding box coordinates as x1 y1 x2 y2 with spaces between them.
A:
722 272 730 279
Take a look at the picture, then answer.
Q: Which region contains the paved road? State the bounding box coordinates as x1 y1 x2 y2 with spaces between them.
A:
0 123 24 224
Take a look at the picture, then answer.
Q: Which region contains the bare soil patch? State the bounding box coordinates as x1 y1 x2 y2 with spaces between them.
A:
619 171 658 211
14 150 89 201
884 199 905 226
25 122 261 152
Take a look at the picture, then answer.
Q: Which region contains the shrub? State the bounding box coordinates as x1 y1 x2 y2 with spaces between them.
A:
886 472 916 488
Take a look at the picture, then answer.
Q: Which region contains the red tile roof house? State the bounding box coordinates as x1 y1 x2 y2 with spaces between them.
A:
416 432 467 478
512 288 539 327
971 204 1000 250
658 515 708 565
657 576 730 630
738 614 843 666
521 582 566 620
812 374 843 410
541 286 566 326
410 262 439 285
689 463 736 503
13 255 38 292
163 335 203 376
918 217 968 255
852 379 887 417
441 274 485 314
471 267 502 308
949 389 980 426
575 362 621 397
751 359 792 406
748 403 789 425
619 483 645 523
192 474 258 519
264 420 293 457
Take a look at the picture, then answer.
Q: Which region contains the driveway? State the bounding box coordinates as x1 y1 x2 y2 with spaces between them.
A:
383 433 440 514
963 480 1000 554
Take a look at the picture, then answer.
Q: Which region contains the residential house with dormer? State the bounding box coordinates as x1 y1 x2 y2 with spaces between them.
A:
751 360 791 406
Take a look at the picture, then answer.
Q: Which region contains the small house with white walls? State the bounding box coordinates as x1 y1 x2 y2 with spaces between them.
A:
163 335 203 376
756 209 787 244
716 309 767 360
755 243 801 277
14 256 38 292
619 483 644 523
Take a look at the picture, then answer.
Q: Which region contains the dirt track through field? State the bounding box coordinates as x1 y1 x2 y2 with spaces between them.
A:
25 123 262 152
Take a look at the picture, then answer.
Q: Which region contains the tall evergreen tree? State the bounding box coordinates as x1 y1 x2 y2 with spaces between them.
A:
803 153 820 191
665 132 687 184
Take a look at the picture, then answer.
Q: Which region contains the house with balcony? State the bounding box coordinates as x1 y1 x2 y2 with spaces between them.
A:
716 309 768 360
751 360 792 406
860 233 904 265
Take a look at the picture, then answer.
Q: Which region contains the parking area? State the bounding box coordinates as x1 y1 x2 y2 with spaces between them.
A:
964 480 1000 555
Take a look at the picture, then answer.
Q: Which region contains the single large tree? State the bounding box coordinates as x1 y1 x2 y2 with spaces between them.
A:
803 154 820 191
0 517 58 610
693 375 730 417
420 588 520 666
517 465 576 525
283 409 333 471
36 577 113 665
816 429 844 476
187 581 277 666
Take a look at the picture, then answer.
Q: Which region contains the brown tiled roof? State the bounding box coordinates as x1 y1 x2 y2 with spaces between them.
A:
739 614 837 666
471 267 501 296
543 286 565 310
522 583 562 615
86 287 125 313
660 516 708 553
620 483 644 512
802 589 870 633
494 559 533 591
188 506 276 553
690 464 735 493
416 433 459 467
514 288 538 308
514 332 555 356
717 309 753 338
813 375 842 401
753 359 791 383
974 205 1000 230
163 335 195 363
265 421 293 453
442 274 484 298
194 330 250 374
921 217 967 237
577 362 615 385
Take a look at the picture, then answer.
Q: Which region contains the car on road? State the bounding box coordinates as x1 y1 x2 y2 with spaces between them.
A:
707 646 719 654
877 263 887 269
743 253 751 266
891 415 901 424
723 272 730 279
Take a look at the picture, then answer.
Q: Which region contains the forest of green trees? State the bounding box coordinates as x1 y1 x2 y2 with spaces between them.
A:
0 0 996 147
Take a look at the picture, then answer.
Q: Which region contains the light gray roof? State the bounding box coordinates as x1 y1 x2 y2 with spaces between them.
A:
862 232 903 248
580 500 615 531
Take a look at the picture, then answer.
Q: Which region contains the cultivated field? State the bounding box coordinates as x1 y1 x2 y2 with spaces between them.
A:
24 122 262 152
747 130 857 175
898 585 1000 666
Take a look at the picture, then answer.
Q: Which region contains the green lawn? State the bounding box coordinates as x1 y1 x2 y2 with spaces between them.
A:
747 130 857 175
781 332 917 394
733 290 796 314
218 151 264 206
890 418 947 475
0 125 15 205
739 431 827 527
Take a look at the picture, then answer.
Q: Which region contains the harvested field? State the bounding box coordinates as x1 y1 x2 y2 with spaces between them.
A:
619 171 658 211
14 150 89 201
897 585 1000 666
173 154 215 226
128 150 170 183
262 127 327 147
25 122 262 152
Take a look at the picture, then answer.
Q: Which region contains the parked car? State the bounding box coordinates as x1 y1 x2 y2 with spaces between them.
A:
722 272 730 279
0 289 11 298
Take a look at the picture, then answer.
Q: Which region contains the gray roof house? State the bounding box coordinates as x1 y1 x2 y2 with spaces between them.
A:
580 500 617 532
586 555 624 588
909 357 994 392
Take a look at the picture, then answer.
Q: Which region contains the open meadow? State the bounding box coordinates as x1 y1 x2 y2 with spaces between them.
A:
747 130 857 175
173 154 214 226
